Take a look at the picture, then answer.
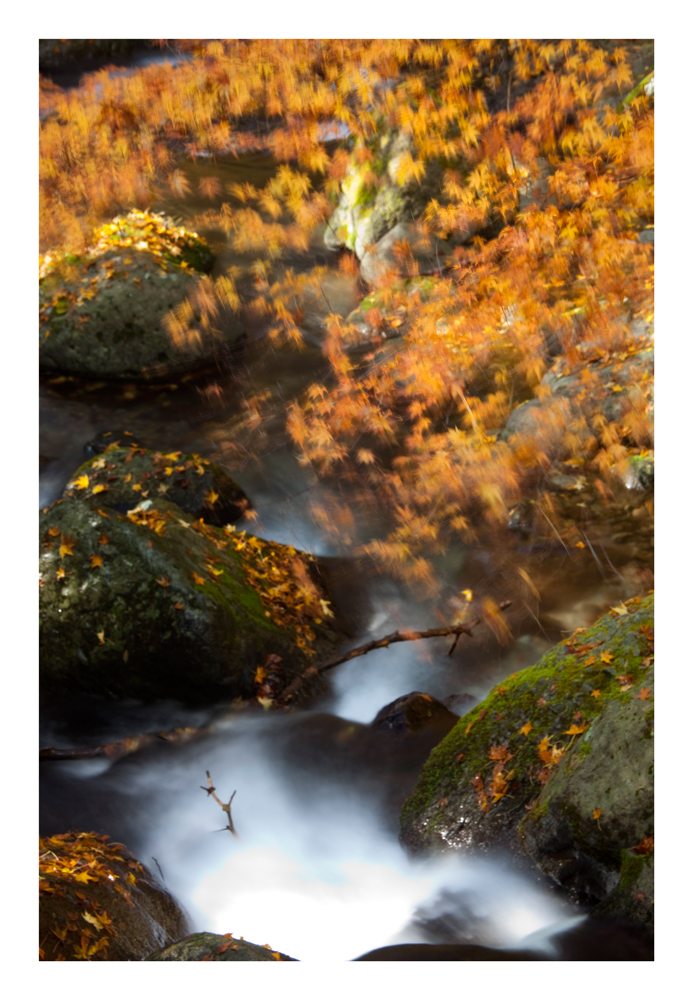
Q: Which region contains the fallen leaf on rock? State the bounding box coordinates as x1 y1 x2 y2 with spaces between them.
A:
519 722 532 736
600 651 615 664
96 631 105 644
48 527 60 537
537 697 547 707
583 655 596 666
92 484 108 495
98 534 108 545
591 689 601 699
56 567 66 580
71 475 89 490
192 571 206 586
59 535 76 559
564 722 588 735
90 555 103 568
610 602 629 616
174 602 183 610
636 688 651 701
205 489 220 504
156 576 170 587
97 509 110 518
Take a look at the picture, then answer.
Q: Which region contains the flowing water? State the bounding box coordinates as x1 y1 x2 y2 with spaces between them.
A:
39 141 654 960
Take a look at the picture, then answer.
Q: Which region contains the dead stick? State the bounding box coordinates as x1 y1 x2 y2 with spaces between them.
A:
279 601 512 700
202 770 239 837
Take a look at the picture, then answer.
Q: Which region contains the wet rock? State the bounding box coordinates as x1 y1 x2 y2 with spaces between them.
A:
621 454 654 491
39 211 242 381
65 446 249 526
400 595 654 923
84 430 149 458
39 832 188 961
146 932 297 961
355 942 544 960
39 493 343 703
371 691 459 734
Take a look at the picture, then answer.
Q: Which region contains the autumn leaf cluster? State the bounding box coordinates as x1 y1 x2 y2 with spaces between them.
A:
40 40 654 584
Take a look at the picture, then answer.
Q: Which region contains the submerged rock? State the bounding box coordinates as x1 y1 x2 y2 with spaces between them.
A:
146 932 297 961
39 211 243 381
39 492 343 703
400 595 654 922
39 831 188 961
64 446 250 526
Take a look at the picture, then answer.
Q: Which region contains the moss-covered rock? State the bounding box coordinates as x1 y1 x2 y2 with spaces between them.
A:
39 211 243 381
63 446 249 526
145 932 297 961
39 831 188 961
400 595 654 919
39 492 343 703
324 130 454 259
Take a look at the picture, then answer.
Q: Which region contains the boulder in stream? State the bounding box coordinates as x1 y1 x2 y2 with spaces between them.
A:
39 210 244 381
63 446 250 526
371 691 459 734
400 595 654 924
39 831 189 961
39 490 344 703
146 931 297 961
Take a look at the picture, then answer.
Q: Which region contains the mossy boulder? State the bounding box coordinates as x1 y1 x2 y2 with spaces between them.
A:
146 932 297 961
39 492 343 703
400 595 654 920
39 832 189 961
39 211 244 381
324 130 451 260
63 446 249 526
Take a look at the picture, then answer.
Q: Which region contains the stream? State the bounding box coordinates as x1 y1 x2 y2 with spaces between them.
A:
39 128 654 960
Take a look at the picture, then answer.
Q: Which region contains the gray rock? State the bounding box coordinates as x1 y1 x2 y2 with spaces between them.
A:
359 222 449 287
637 229 654 245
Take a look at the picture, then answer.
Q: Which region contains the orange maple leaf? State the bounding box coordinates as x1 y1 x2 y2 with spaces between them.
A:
90 554 103 568
98 534 109 545
205 489 220 505
156 576 170 587
600 651 614 664
636 687 651 701
519 721 532 736
192 572 206 586
59 534 76 559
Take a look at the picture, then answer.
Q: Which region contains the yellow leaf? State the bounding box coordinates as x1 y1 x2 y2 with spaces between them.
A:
610 602 629 616
82 911 104 930
71 475 89 490
73 871 97 883
96 630 105 644
519 721 532 736
56 567 66 580
90 554 103 568
592 808 602 820
564 722 588 735
164 466 173 476
92 484 108 495
600 651 614 664
461 589 473 602
206 564 224 577
132 483 142 492
205 490 220 504
591 689 601 699
257 696 273 709
163 452 182 461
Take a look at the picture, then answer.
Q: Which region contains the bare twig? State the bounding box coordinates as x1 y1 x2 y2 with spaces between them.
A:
39 724 207 762
203 770 239 837
279 601 512 702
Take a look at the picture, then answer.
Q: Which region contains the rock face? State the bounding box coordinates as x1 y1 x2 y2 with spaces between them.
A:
39 490 343 703
63 446 250 526
400 595 654 923
39 831 188 961
146 932 297 961
324 130 444 259
39 211 243 381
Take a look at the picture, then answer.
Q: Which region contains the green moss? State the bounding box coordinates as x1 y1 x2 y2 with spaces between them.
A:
619 849 650 888
576 741 593 760
401 595 653 828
